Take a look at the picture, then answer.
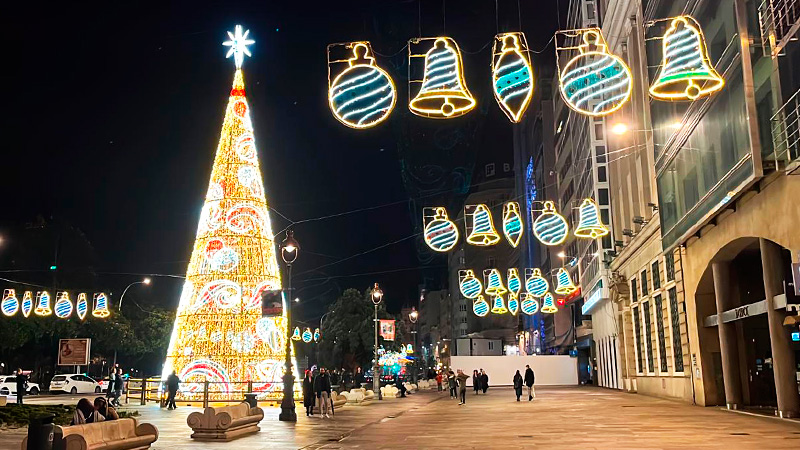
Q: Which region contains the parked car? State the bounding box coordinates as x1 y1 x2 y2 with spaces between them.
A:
0 375 40 396
49 374 101 394
97 373 129 392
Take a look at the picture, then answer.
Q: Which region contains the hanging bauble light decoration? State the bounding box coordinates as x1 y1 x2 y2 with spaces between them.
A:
328 42 397 129
54 292 73 319
573 198 609 239
557 29 632 117
408 37 476 118
21 291 33 318
492 33 534 123
472 295 490 317
520 293 539 315
291 327 302 341
76 293 88 320
490 295 508 314
92 293 110 318
554 268 579 295
483 268 508 296
533 201 569 246
507 294 520 315
313 328 320 343
507 268 522 296
423 207 459 252
502 202 524 247
302 328 313 343
2 289 19 316
649 16 724 101
459 269 483 299
34 291 52 316
466 204 501 246
541 292 558 314
525 268 549 298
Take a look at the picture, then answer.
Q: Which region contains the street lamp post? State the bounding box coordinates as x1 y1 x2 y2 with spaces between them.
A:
371 283 383 400
279 230 299 422
408 307 418 385
112 277 151 374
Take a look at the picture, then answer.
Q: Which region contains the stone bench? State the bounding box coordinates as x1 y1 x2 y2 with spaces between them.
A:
340 388 375 405
187 402 263 441
21 418 158 450
380 385 400 399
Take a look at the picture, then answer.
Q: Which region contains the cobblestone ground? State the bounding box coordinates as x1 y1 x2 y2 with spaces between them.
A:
3 386 800 449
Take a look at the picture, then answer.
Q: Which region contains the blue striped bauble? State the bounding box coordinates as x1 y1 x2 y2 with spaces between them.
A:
525 268 549 298
459 270 482 299
473 297 489 317
329 44 396 129
424 208 459 252
2 291 18 316
533 201 568 246
54 295 73 318
521 295 539 315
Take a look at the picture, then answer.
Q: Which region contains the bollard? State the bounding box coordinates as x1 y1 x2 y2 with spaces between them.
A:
26 414 55 450
140 380 146 406
203 380 209 408
244 393 257 408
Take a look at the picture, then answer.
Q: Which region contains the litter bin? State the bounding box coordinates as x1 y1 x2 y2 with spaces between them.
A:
26 413 55 450
243 393 257 408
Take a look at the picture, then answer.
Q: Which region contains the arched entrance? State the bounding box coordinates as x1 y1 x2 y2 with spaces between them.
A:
693 237 800 416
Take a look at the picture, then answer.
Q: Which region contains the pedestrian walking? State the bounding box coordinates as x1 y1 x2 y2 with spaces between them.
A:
447 370 457 399
435 372 443 391
513 370 523 401
524 365 535 400
472 370 480 395
15 368 27 405
354 367 364 389
480 369 489 394
314 367 332 418
395 373 407 397
166 370 180 410
455 370 469 405
302 370 315 417
112 368 124 407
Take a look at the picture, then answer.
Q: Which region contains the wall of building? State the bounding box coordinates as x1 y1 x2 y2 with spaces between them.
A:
450 355 579 386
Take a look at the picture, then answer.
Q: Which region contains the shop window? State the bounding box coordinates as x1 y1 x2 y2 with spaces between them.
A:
654 295 668 373
643 300 655 373
652 261 661 290
665 252 675 281
668 287 684 372
633 305 643 373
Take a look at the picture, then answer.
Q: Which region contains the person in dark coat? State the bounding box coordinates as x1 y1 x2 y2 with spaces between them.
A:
472 370 480 395
354 367 364 389
111 368 124 407
447 370 457 399
313 368 333 418
166 371 180 410
395 373 407 397
15 369 27 405
524 365 535 401
513 370 524 401
480 369 489 394
302 370 315 416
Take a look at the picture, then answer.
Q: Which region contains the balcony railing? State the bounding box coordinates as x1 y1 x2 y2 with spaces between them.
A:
769 86 800 173
758 0 800 56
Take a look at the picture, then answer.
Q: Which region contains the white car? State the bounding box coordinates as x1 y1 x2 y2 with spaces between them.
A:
0 376 40 396
49 374 102 394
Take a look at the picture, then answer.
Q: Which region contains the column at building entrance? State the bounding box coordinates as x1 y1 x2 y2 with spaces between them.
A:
711 261 743 409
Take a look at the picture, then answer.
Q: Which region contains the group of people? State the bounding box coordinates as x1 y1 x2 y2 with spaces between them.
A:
71 397 119 425
302 367 333 418
432 365 536 404
471 369 489 395
106 368 125 407
513 365 536 401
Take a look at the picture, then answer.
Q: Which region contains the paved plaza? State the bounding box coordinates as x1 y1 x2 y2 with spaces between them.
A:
3 386 800 449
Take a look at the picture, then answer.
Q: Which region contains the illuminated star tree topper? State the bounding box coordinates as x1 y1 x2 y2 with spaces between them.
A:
223 25 255 68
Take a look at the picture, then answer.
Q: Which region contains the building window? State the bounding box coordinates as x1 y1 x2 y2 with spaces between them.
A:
598 188 609 206
595 146 606 163
643 300 655 373
640 270 648 296
488 341 494 350
633 305 643 373
597 166 607 182
631 278 638 303
460 316 467 324
594 123 604 139
459 256 466 265
668 287 684 372
654 295 668 373
503 163 511 172
665 252 675 282
459 304 467 312
487 256 497 268
485 163 496 177
652 261 661 290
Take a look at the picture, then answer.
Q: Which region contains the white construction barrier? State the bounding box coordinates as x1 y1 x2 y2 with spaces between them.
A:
449 355 578 387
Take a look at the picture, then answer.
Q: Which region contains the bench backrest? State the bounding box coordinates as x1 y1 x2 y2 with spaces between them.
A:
60 418 139 445
212 402 250 420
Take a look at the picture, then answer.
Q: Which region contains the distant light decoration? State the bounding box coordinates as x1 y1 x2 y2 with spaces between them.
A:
408 37 476 118
34 291 52 316
291 327 302 341
328 42 397 129
423 207 459 252
406 343 413 353
483 268 508 296
92 293 110 318
458 270 483 299
541 292 558 313
466 204 501 246
554 268 579 296
520 293 539 315
649 16 724 101
557 28 632 117
313 328 320 342
76 293 88 320
222 25 254 69
302 328 313 343
162 26 298 402
533 201 569 246
507 268 522 296
54 292 73 319
2 289 19 316
525 268 549 298
490 295 508 314
507 294 520 315
492 33 534 122
502 202 524 248
21 291 33 318
574 198 609 239
472 295 490 317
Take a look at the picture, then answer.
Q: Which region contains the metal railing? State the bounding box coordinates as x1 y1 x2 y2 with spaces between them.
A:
769 86 800 173
124 378 299 408
758 0 800 56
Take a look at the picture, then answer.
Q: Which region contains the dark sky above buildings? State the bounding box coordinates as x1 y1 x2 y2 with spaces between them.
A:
1 0 560 321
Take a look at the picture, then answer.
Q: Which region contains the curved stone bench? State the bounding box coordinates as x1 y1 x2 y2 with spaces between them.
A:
21 418 158 450
187 402 263 441
311 391 346 413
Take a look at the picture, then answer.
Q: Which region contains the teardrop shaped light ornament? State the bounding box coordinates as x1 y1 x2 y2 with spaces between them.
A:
520 293 539 315
313 328 320 342
533 201 569 246
21 291 33 318
525 268 549 298
459 270 483 299
423 207 459 252
507 268 522 296
473 295 490 317
483 268 508 296
76 293 88 320
492 33 534 122
2 289 19 316
502 202 524 247
54 292 73 319
541 292 558 313
507 294 520 315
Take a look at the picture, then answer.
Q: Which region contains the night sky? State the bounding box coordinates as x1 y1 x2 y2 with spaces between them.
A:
2 0 560 322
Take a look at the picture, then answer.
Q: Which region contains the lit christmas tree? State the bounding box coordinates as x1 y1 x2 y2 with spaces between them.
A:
162 25 297 399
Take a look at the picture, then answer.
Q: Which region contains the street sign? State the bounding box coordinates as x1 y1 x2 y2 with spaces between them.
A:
57 338 91 366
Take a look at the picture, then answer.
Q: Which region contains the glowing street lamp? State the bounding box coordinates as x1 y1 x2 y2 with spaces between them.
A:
408 307 419 385
279 230 300 421
372 283 383 399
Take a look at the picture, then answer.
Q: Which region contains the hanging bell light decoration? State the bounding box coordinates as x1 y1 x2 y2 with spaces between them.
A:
21 291 33 318
490 295 508 314
473 295 490 317
557 28 632 117
541 292 558 314
314 328 320 342
483 268 508 296
554 268 579 295
507 268 522 296
573 198 609 239
291 327 302 341
466 204 501 246
502 202 524 248
54 292 73 319
328 42 397 129
533 201 569 246
76 293 88 320
302 327 313 343
649 16 724 101
507 294 520 315
520 293 540 315
459 269 483 299
408 37 476 118
423 207 460 252
492 33 534 122
525 268 549 298
92 293 110 318
2 289 19 316
34 291 52 316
